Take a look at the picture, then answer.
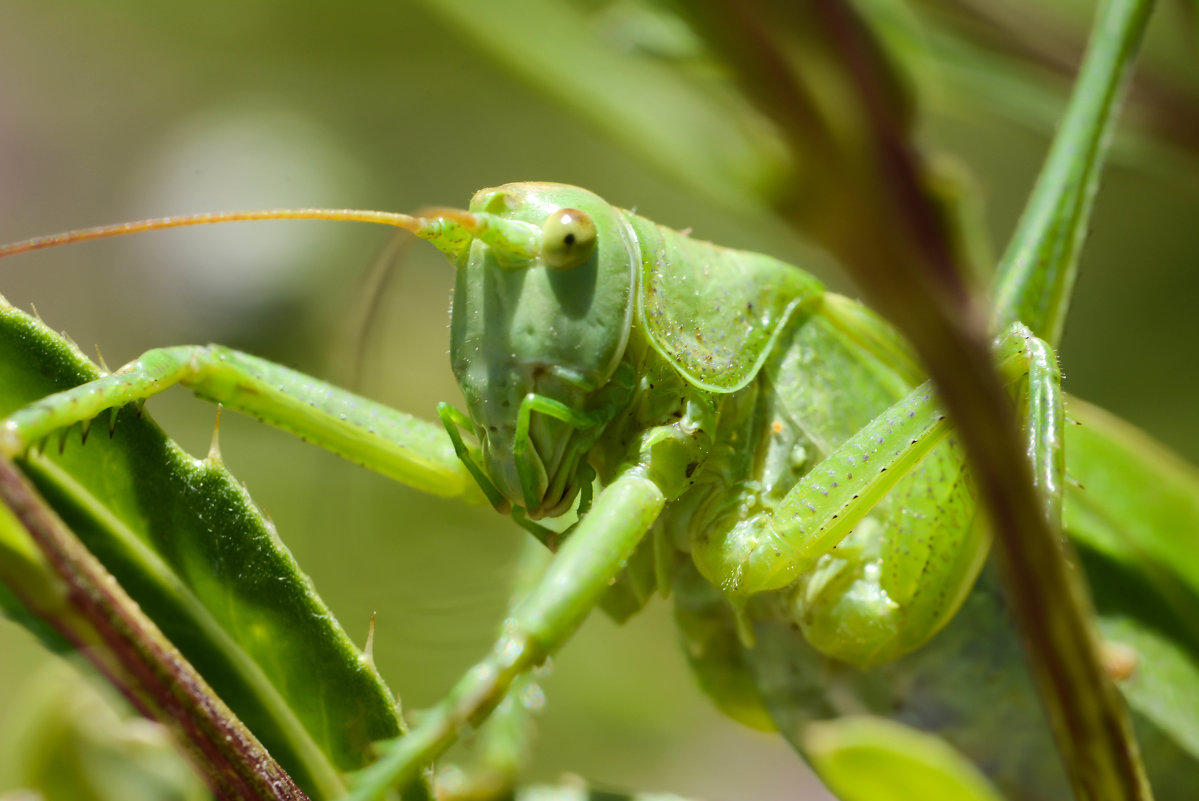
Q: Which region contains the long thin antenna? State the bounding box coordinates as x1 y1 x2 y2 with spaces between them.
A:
0 208 474 259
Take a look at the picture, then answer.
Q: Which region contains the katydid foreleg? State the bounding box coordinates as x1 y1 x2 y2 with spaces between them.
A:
0 344 483 503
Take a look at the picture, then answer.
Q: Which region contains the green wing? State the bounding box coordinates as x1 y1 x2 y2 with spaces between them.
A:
624 212 824 392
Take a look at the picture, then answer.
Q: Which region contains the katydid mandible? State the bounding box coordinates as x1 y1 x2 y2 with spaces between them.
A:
0 181 1180 800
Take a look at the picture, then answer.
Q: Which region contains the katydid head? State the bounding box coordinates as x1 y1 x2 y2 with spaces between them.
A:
0 182 639 520
446 182 638 519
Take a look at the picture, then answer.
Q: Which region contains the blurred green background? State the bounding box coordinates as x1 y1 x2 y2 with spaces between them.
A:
0 2 1196 800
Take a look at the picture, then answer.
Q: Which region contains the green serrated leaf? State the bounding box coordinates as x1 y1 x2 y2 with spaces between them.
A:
0 299 415 801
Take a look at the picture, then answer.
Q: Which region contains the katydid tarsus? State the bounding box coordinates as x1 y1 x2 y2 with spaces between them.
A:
2 173 1193 801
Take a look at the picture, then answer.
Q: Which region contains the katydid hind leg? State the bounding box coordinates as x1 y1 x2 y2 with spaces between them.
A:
692 326 1064 668
775 383 985 668
789 325 1065 667
1 344 483 502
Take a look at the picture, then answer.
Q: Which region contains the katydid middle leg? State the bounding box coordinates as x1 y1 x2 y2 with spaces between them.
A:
435 537 552 801
692 323 1064 668
346 471 672 800
342 417 715 801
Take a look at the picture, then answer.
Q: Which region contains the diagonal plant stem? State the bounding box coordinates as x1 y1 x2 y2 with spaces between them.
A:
685 0 1155 797
0 454 309 801
804 1 1155 798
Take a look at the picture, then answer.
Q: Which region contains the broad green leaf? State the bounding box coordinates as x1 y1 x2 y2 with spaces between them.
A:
804 716 1005 801
1066 397 1199 786
0 298 414 800
1066 398 1199 604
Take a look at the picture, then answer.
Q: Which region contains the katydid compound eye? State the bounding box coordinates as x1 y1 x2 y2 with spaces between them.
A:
542 208 597 270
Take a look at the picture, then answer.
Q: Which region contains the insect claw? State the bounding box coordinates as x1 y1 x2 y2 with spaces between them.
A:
58 427 70 455
80 418 92 445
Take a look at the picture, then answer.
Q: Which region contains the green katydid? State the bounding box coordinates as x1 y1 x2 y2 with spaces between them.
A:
0 170 1194 801
1 3 1197 798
